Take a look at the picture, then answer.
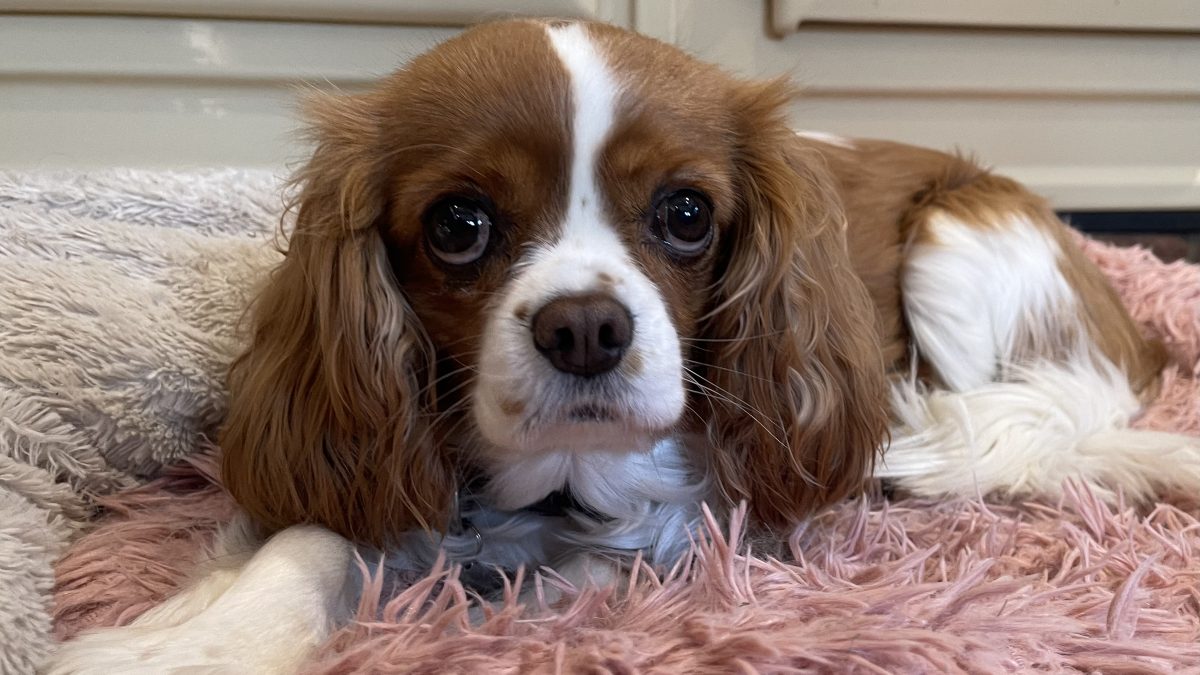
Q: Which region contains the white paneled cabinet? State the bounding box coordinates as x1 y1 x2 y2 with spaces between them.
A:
1 1 1197 209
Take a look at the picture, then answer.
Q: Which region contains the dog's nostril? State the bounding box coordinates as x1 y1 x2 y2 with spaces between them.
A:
531 293 633 377
554 327 575 351
598 323 618 349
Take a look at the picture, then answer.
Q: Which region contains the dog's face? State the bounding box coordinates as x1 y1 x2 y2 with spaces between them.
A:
381 22 739 464
220 19 889 545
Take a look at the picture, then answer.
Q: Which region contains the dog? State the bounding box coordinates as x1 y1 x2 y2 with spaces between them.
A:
49 18 1195 674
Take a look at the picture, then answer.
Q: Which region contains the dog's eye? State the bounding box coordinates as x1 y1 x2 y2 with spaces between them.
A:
654 189 712 255
424 197 492 265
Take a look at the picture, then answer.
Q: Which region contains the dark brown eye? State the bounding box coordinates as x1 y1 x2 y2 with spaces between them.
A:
654 189 713 255
424 196 492 265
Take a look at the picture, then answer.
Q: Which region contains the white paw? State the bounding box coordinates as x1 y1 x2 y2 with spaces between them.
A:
46 524 356 675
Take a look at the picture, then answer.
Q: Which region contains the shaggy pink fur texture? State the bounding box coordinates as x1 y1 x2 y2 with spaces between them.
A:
52 448 234 639
53 239 1200 673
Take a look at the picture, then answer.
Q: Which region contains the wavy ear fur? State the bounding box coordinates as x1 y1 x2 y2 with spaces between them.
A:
220 91 453 546
700 82 889 527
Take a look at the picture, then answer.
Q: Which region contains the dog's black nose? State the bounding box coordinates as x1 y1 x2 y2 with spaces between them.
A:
532 293 633 376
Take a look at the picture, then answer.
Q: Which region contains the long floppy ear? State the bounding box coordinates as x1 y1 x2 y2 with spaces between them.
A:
220 91 454 546
699 82 889 528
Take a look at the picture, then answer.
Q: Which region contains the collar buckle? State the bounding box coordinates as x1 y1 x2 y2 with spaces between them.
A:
446 489 483 558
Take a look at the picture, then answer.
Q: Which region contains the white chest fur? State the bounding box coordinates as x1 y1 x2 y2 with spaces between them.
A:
384 437 710 580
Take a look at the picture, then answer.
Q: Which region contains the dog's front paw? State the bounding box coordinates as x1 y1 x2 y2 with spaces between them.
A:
46 524 355 674
46 623 235 675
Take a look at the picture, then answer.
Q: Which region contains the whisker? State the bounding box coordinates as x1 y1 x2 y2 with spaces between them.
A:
683 369 789 449
684 367 775 418
682 383 759 422
679 330 788 344
431 403 476 443
411 395 475 450
420 375 478 414
683 359 777 385
415 362 478 399
429 333 485 352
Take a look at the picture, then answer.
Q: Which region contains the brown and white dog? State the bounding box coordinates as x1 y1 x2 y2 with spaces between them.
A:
50 19 1196 673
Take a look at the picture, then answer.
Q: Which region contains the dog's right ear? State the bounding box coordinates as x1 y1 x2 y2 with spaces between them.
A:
697 80 889 529
220 91 454 546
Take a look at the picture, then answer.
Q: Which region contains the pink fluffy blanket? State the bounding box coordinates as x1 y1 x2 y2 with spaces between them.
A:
53 238 1200 673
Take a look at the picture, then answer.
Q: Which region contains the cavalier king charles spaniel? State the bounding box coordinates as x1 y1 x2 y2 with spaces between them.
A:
51 18 1196 674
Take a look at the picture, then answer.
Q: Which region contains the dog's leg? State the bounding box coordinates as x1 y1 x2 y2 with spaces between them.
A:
900 172 1164 393
881 172 1196 501
900 179 1077 392
47 524 356 675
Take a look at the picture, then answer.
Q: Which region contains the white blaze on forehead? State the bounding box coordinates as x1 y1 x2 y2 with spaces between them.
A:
546 22 620 244
469 23 685 463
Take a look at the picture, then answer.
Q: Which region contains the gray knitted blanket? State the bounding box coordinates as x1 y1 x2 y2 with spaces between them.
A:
0 171 281 673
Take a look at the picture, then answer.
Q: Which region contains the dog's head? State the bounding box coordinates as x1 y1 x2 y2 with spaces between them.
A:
220 19 888 545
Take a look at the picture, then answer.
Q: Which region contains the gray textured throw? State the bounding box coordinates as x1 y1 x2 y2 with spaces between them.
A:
0 170 281 673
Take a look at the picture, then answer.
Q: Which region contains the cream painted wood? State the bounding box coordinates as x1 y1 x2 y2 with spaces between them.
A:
0 1 630 169
0 15 460 169
2 1 1198 209
774 29 1200 97
3 81 305 170
636 1 1200 210
0 0 632 25
772 0 1200 34
1 15 453 84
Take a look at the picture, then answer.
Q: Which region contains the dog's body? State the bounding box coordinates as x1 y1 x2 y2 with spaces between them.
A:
50 19 1194 674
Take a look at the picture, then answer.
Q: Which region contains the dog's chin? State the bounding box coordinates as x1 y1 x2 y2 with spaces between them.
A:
475 402 678 458
523 416 666 455
472 372 688 459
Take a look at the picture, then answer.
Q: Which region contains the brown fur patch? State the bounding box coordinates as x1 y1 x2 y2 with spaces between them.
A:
498 398 526 417
381 20 572 370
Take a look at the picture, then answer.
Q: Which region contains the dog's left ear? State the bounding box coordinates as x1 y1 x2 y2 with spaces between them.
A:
220 89 454 546
696 80 889 528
